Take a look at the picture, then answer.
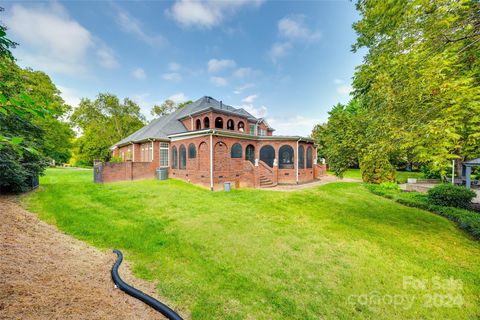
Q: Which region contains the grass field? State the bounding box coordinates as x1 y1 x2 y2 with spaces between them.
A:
328 169 424 183
23 169 480 319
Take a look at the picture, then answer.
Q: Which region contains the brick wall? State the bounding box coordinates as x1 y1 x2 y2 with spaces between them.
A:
95 161 155 183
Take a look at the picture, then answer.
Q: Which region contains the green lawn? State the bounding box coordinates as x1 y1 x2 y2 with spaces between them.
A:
328 169 424 183
23 169 479 319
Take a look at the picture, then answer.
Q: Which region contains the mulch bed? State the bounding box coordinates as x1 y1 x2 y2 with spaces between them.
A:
0 196 168 320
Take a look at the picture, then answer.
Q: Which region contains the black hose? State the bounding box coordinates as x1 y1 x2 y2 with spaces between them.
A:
111 249 183 320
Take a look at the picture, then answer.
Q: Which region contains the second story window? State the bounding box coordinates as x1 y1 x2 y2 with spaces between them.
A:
238 121 245 132
215 117 223 129
196 119 201 130
249 124 255 135
204 117 210 128
227 119 234 130
258 128 266 136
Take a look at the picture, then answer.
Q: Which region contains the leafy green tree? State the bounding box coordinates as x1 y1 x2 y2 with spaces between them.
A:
315 0 480 183
150 99 192 117
70 93 145 165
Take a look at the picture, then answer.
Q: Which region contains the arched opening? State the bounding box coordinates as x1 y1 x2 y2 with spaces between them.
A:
179 145 186 169
171 146 178 169
188 143 196 158
298 145 305 169
227 119 234 130
279 145 294 169
231 143 242 158
238 121 245 132
214 141 228 172
196 119 201 130
245 144 255 164
306 146 313 168
204 117 210 129
260 145 275 168
215 117 223 129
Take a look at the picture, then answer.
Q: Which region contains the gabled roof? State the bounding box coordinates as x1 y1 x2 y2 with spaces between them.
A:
113 96 264 147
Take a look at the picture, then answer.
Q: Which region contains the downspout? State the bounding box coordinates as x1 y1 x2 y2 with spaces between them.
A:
296 139 300 184
131 142 135 161
210 130 214 191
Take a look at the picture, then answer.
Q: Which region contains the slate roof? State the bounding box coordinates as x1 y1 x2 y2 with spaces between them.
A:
113 96 265 147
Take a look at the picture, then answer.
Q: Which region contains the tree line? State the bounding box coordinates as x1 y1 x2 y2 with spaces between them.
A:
0 9 190 192
313 0 480 183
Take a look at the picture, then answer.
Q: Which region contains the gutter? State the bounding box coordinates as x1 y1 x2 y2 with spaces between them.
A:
209 131 214 191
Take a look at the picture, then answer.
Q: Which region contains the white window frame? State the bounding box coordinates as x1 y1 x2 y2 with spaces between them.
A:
159 143 169 167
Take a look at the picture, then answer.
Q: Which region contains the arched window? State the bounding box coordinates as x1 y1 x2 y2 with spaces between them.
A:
260 145 275 167
179 145 186 169
231 143 242 158
227 119 234 130
188 143 196 158
196 119 201 130
245 144 255 164
238 121 245 132
171 146 178 169
279 145 294 169
204 117 210 128
215 117 223 129
298 145 305 169
306 146 313 168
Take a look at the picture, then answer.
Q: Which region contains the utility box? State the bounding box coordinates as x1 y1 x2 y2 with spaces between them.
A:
156 168 168 180
224 182 231 192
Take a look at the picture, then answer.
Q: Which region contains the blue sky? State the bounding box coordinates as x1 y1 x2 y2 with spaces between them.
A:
4 1 364 136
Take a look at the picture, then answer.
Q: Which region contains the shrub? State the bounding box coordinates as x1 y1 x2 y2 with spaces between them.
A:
427 184 476 209
359 153 396 184
109 156 123 163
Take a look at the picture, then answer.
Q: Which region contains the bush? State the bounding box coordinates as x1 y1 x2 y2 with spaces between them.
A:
359 152 396 184
427 184 476 209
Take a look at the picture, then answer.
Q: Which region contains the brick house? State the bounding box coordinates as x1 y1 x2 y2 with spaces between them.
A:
107 96 325 190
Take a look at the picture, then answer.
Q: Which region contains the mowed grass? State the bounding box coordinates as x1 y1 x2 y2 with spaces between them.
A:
328 169 424 183
23 168 480 319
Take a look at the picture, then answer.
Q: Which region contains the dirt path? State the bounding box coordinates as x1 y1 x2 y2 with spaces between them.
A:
0 196 168 320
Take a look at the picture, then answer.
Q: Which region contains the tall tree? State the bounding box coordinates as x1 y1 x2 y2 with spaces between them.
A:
150 99 192 117
70 93 145 165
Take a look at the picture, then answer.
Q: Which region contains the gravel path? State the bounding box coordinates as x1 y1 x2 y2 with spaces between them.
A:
0 196 169 320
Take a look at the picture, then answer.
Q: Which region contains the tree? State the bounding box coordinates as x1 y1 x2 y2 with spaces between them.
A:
70 93 145 165
315 0 480 183
150 99 192 117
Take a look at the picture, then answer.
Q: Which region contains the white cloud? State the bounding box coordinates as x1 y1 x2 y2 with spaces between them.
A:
7 3 118 75
233 67 255 78
268 42 292 63
208 58 236 73
168 92 188 104
58 85 81 109
7 3 93 75
268 14 320 64
334 79 352 95
162 72 182 82
337 85 352 95
240 104 268 118
96 45 118 69
168 62 181 71
210 76 228 87
278 15 321 42
132 68 146 80
233 83 254 94
268 115 321 136
115 6 165 47
242 94 257 104
166 0 264 28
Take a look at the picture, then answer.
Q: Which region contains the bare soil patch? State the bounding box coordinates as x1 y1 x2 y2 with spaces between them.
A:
0 196 166 320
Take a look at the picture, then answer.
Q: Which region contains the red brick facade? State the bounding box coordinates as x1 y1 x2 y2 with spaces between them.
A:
106 107 325 189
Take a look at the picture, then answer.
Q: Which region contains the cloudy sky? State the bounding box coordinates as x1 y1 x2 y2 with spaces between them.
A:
3 1 364 136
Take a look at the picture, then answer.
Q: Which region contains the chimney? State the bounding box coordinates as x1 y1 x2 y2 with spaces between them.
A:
220 101 223 109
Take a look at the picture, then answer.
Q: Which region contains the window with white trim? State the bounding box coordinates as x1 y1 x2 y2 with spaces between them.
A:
249 124 255 135
159 143 169 167
258 128 266 136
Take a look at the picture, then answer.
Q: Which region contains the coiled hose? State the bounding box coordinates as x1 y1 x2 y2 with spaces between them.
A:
111 249 183 320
